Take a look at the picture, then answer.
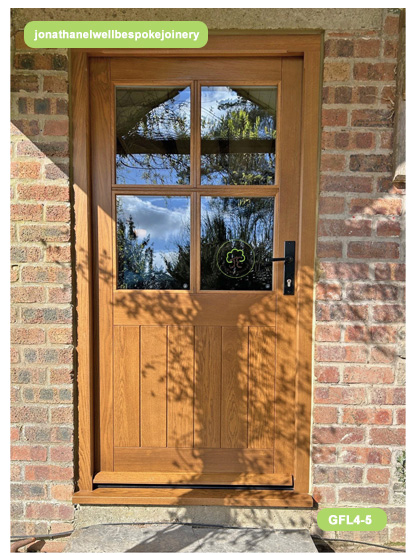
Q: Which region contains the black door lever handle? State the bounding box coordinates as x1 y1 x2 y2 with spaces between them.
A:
271 241 295 295
272 256 294 264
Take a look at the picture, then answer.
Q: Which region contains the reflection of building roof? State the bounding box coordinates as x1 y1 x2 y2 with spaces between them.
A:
116 86 276 157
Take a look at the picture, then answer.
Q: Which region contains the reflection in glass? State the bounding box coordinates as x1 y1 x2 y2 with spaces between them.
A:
116 87 191 185
116 196 190 290
201 87 277 185
200 197 274 290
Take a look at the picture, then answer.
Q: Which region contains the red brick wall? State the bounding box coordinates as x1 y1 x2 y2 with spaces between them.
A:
10 9 405 550
313 11 405 544
11 35 74 551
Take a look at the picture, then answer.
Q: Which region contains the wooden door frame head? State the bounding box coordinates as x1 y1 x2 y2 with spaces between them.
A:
71 34 322 506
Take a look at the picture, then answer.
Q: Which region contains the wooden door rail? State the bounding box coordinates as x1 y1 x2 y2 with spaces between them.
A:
93 471 293 487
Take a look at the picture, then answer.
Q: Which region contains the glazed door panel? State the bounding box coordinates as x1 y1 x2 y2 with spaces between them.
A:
90 56 303 487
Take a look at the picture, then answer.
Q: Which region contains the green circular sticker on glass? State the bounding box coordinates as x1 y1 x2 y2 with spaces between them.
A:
216 239 255 279
317 508 387 532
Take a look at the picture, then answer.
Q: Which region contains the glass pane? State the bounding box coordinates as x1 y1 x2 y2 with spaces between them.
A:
200 86 277 185
200 197 274 290
116 196 190 290
116 87 191 185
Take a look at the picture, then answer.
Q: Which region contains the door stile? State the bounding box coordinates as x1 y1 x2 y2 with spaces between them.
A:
273 57 303 477
90 57 115 471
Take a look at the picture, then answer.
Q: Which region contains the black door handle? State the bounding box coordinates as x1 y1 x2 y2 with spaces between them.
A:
271 256 294 264
272 241 295 295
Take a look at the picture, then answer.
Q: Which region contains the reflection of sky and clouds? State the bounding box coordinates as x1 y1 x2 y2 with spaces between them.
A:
116 87 191 185
117 196 190 270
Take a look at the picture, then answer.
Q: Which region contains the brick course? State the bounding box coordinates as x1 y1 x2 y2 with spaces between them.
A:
10 8 405 550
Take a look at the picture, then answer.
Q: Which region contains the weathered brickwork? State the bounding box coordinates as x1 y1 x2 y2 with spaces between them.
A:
313 10 405 545
10 8 405 550
10 33 74 551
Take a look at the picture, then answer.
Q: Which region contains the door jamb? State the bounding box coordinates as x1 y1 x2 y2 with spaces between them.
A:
71 33 322 504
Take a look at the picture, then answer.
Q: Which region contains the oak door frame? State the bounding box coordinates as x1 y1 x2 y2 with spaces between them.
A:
71 34 322 504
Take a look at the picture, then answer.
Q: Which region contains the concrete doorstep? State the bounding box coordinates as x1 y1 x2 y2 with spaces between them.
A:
64 523 318 552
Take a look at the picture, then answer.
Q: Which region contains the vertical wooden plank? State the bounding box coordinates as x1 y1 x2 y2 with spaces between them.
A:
295 46 322 493
274 57 303 475
141 326 167 447
167 326 195 447
194 326 221 447
114 326 140 447
248 327 276 449
72 50 94 491
221 327 248 448
90 57 114 471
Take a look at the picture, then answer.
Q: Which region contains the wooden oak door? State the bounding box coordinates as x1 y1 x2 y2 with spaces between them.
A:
90 55 303 487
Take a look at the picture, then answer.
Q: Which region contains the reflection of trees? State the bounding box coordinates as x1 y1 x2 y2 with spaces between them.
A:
116 88 276 186
199 198 273 290
201 96 276 185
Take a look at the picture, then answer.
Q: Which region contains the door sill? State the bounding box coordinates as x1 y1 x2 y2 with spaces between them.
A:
73 487 313 507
